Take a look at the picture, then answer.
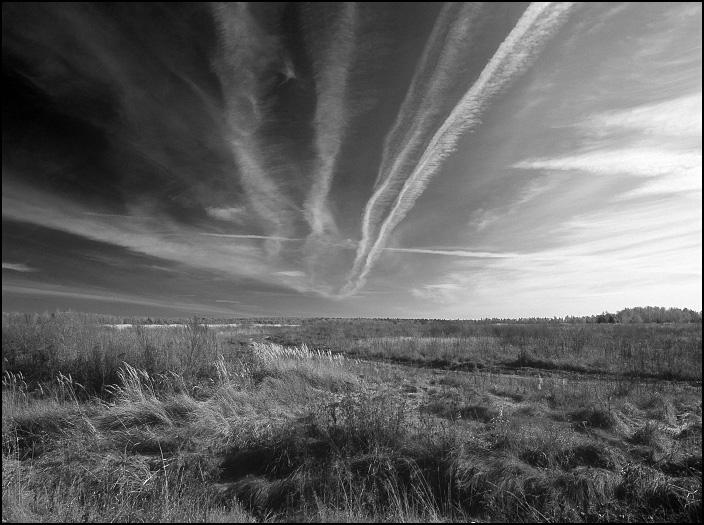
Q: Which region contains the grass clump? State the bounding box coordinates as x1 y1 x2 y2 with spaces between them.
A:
616 463 702 522
568 407 624 432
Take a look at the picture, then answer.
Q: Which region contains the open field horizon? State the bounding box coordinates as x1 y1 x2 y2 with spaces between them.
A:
3 310 701 522
3 1 701 521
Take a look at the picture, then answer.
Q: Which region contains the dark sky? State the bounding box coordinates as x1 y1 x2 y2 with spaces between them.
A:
2 2 701 318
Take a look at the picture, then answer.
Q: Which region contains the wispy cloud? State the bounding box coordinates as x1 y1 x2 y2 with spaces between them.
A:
2 181 297 288
205 206 248 224
302 2 358 239
3 3 699 317
344 2 576 296
369 2 483 193
200 233 303 242
400 191 701 314
2 282 255 316
84 212 152 219
583 93 702 138
349 3 486 295
276 270 306 277
513 149 702 195
2 263 36 273
385 247 519 259
211 2 293 253
513 86 702 199
411 282 463 303
468 208 501 233
296 4 364 295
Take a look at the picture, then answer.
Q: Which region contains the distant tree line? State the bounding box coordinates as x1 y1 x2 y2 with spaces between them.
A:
474 306 701 325
613 306 701 324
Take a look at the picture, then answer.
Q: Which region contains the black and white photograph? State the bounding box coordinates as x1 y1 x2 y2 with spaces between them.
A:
2 2 701 522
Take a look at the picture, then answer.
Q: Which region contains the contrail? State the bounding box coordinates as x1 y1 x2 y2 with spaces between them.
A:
201 232 304 242
349 3 486 290
343 2 576 295
384 247 571 262
211 2 292 252
303 2 358 238
371 3 483 191
385 247 520 258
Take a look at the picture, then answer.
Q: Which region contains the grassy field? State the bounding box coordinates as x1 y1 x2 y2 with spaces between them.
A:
2 312 702 522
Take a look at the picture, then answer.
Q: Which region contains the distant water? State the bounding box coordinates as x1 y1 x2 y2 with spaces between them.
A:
104 323 299 330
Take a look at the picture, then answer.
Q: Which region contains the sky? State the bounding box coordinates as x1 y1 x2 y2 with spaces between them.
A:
2 2 702 319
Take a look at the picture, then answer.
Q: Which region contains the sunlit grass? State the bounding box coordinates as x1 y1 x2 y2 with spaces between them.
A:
2 312 701 522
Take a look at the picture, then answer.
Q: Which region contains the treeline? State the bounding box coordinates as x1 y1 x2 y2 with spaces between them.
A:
567 306 701 324
421 307 702 325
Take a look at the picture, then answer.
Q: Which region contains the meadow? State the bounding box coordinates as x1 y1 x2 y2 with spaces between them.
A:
2 312 701 522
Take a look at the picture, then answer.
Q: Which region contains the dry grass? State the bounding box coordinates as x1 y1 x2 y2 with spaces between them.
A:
2 313 702 522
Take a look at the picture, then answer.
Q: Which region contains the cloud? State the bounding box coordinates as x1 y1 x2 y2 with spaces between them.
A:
4 3 699 317
276 270 306 277
385 247 519 259
2 180 296 288
344 2 577 296
369 3 485 191
302 3 358 238
2 263 36 273
468 208 501 233
1 3 250 222
411 282 463 303
84 213 152 219
513 149 702 193
205 206 248 224
501 176 562 215
583 93 702 138
2 282 258 316
387 177 701 312
350 3 486 295
512 85 702 199
211 3 294 251
200 233 303 242
407 211 701 313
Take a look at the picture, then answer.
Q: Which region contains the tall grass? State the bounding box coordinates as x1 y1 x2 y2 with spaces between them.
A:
2 312 701 522
4 313 700 390
2 313 228 397
271 319 703 381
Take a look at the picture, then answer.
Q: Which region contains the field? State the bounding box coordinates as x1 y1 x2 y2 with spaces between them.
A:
2 312 702 522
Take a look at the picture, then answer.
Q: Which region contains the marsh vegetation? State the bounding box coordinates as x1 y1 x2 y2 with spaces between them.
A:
2 312 701 522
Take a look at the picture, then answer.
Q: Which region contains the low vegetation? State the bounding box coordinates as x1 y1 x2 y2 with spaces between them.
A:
2 311 702 522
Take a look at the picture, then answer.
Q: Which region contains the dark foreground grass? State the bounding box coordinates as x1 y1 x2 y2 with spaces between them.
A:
2 313 702 522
